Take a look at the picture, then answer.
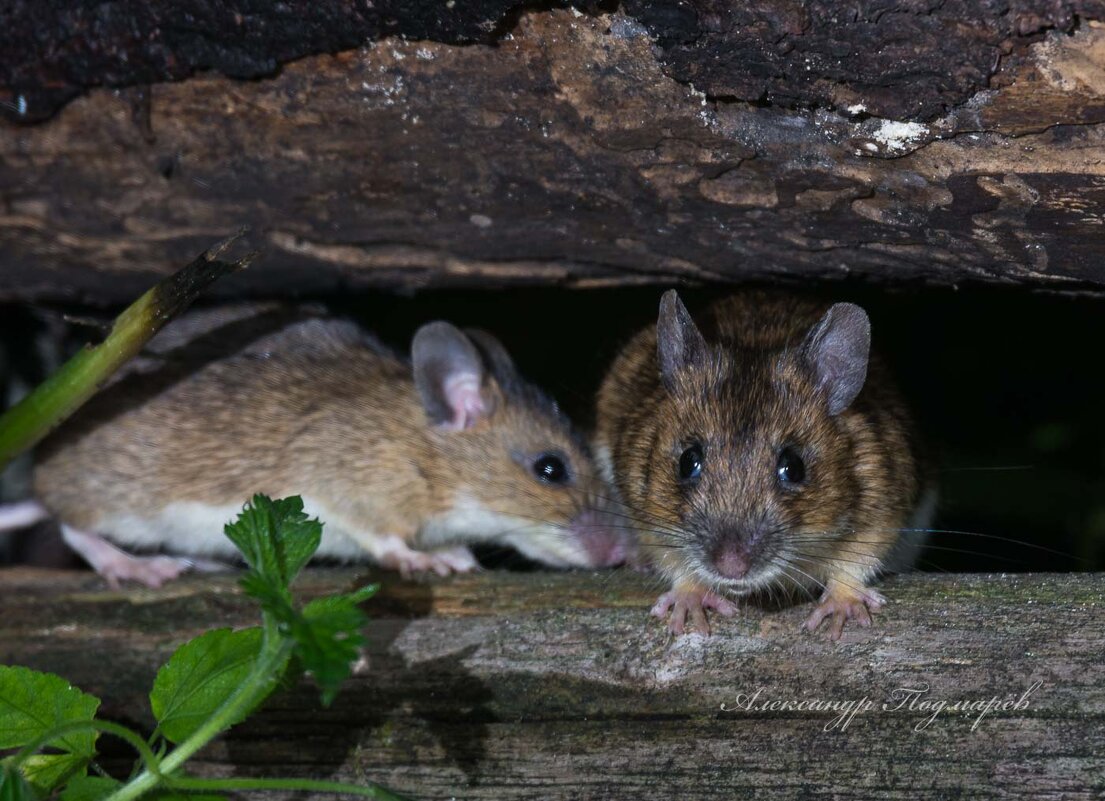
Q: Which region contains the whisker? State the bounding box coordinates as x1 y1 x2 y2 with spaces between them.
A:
895 527 1083 563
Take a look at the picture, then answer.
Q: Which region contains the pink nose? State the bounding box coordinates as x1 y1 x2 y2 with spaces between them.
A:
713 544 750 579
573 510 633 567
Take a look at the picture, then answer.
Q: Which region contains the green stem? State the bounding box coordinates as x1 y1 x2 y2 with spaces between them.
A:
8 720 162 777
166 775 413 801
0 232 253 469
101 635 294 801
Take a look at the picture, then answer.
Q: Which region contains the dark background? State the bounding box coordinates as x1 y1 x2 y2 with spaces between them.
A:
2 284 1102 573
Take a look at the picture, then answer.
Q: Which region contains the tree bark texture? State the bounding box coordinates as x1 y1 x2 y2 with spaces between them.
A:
5 6 1105 301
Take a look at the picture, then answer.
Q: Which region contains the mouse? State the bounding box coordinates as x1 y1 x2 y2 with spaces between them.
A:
13 304 633 587
594 290 930 639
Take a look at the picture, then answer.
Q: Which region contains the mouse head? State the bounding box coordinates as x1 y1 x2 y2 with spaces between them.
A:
641 291 871 595
412 321 632 569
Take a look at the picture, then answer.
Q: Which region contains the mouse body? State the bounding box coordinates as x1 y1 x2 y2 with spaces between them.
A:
594 290 928 638
30 305 631 587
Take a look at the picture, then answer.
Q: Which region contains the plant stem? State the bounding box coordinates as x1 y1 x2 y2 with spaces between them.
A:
8 720 162 776
167 775 413 801
0 231 254 469
102 637 293 801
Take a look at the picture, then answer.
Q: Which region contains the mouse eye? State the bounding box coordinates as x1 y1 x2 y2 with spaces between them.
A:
776 447 806 486
678 443 704 484
533 453 569 485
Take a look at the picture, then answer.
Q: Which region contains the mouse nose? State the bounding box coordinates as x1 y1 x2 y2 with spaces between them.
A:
711 541 751 579
571 509 633 567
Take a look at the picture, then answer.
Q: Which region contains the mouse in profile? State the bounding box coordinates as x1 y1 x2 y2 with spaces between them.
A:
594 290 929 639
12 305 632 587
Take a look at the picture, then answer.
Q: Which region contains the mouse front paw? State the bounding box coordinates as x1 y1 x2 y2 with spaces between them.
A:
803 585 887 641
651 585 738 636
386 545 479 578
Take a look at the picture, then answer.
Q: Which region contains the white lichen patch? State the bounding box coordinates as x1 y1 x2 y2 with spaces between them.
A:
360 73 406 108
872 120 929 152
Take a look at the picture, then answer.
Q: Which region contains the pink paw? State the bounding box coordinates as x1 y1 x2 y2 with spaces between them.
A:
390 546 478 578
101 555 191 589
803 587 887 640
60 525 200 589
426 546 480 576
651 587 738 636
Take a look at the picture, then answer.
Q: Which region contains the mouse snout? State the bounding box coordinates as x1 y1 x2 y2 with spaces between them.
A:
570 509 634 568
710 540 752 579
708 523 769 579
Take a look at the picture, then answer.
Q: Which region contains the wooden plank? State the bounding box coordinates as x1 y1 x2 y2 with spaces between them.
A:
7 10 1105 300
1 568 1102 799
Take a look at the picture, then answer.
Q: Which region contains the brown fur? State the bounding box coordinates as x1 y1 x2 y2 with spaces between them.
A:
595 291 924 609
35 306 621 567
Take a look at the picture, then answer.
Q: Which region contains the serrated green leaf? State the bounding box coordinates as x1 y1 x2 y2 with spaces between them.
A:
0 666 99 793
238 573 295 621
59 776 120 801
223 496 372 706
149 628 271 744
223 495 321 593
294 586 376 705
0 765 35 801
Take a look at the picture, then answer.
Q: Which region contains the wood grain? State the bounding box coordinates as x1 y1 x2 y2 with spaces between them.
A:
1 567 1102 799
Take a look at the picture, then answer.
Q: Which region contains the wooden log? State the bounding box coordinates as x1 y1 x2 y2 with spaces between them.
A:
5 8 1105 301
1 567 1102 799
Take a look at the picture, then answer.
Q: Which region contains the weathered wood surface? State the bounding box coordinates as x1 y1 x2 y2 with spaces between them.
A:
6 1 1100 124
1 567 1103 799
6 7 1105 301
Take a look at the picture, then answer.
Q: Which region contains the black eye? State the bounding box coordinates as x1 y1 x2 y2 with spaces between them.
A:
533 454 569 484
776 447 806 486
678 443 704 483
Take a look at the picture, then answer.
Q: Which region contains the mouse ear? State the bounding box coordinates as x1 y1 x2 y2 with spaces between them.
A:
463 328 518 384
800 303 871 416
657 290 708 390
412 322 492 430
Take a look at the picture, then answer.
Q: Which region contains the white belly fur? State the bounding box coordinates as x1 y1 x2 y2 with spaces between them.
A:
92 497 371 562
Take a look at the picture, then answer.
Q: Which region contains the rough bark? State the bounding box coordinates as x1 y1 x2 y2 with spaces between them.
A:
1 568 1103 799
5 7 1105 301
4 1 1103 124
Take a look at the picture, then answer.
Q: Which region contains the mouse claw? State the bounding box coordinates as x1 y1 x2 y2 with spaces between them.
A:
652 587 738 636
803 585 886 640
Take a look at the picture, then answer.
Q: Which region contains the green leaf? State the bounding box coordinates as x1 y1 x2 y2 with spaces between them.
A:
238 573 296 621
21 756 83 796
294 584 378 705
149 628 274 744
223 495 374 705
0 765 35 801
224 495 321 593
238 581 376 706
59 776 121 801
0 666 99 793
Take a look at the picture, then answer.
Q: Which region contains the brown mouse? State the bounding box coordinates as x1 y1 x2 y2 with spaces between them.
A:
17 305 632 587
594 290 930 639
